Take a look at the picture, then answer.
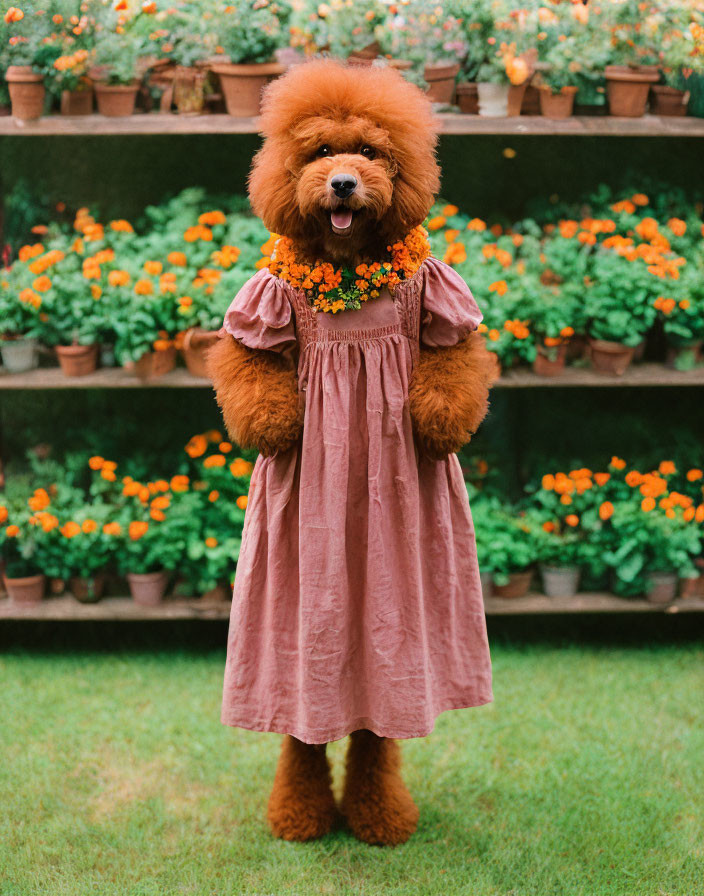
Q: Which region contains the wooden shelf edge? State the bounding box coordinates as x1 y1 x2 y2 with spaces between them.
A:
1 593 703 621
1 363 703 390
1 113 703 138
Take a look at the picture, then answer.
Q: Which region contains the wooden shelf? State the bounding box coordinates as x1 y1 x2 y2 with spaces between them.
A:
1 363 702 390
1 592 703 620
1 113 703 138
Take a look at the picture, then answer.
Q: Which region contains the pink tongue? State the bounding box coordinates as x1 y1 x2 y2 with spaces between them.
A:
331 208 353 230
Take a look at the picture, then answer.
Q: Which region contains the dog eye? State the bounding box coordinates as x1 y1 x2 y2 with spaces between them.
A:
316 145 332 157
359 145 376 159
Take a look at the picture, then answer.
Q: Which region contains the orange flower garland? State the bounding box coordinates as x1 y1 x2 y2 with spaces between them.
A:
268 226 431 313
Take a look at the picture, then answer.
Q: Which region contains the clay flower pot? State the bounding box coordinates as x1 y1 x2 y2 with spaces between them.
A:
127 570 169 606
605 65 659 117
539 85 577 120
477 82 509 117
60 87 93 116
212 62 286 116
456 82 479 114
424 61 460 104
679 573 704 599
1 336 39 373
588 338 635 376
521 84 541 114
506 81 528 116
133 344 177 380
95 81 139 117
645 571 678 604
540 565 580 598
181 328 219 378
6 65 45 121
533 342 567 377
3 573 45 604
56 343 99 377
69 573 106 603
493 569 533 599
650 84 689 117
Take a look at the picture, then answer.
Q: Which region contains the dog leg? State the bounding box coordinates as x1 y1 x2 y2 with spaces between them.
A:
341 729 419 846
267 735 338 841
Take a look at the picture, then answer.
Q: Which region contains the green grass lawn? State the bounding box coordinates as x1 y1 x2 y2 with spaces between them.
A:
1 643 702 896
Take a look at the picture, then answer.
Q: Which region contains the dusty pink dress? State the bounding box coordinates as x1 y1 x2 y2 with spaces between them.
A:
221 257 492 744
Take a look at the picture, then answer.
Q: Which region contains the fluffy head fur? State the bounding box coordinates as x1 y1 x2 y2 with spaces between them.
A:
249 59 440 263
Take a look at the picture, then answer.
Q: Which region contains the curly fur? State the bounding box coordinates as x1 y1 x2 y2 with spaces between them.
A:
267 736 339 841
341 730 419 846
207 336 302 456
409 332 500 460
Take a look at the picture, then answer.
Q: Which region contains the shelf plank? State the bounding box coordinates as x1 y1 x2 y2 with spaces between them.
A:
1 363 702 390
1 593 703 620
1 113 703 138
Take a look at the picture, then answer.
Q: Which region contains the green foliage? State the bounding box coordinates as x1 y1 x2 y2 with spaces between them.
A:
216 0 292 64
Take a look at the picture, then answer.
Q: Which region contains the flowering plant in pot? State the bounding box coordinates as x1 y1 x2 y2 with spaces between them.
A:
211 0 292 117
534 32 582 120
0 267 42 372
3 2 59 120
298 0 385 62
476 40 531 117
653 273 704 370
0 502 50 603
399 1 466 103
603 0 661 116
525 512 583 598
91 4 145 116
473 501 535 598
525 285 578 376
111 285 181 379
49 48 94 115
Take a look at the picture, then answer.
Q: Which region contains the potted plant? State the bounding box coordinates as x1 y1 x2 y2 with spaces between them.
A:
35 268 103 375
112 286 180 380
51 48 94 116
40 506 116 603
469 492 509 598
603 0 661 117
475 503 535 598
92 5 144 117
527 513 582 598
653 277 704 371
3 3 58 120
536 36 580 120
0 505 49 603
527 286 578 376
211 0 291 117
651 6 702 116
0 271 42 372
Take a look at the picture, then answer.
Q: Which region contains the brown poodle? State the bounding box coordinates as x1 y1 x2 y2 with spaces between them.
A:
209 60 496 847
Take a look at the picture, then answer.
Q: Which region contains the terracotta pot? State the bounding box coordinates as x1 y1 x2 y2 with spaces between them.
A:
493 569 533 599
666 340 701 371
133 344 177 380
521 84 541 114
540 565 580 598
424 61 460 104
507 81 527 116
181 328 219 378
539 85 577 120
201 583 231 602
645 571 678 604
56 343 99 377
588 338 635 376
533 342 567 377
173 67 207 114
6 65 45 121
605 65 659 117
95 82 139 117
650 84 689 117
479 570 493 598
1 336 39 373
456 81 479 114
477 82 509 117
69 573 105 603
679 574 704 599
3 573 45 604
212 62 285 116
49 577 65 595
127 570 169 606
60 87 93 116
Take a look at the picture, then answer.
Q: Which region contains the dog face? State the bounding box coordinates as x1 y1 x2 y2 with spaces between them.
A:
249 60 440 263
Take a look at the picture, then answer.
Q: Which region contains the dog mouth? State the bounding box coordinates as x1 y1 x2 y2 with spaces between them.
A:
330 206 355 235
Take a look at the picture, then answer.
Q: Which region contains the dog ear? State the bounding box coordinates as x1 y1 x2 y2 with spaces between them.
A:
249 140 305 238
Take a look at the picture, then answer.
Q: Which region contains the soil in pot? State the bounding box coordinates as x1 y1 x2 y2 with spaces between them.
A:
424 61 460 104
95 82 139 117
127 571 169 606
533 342 567 377
1 336 39 373
645 571 678 604
666 340 701 371
493 569 533 599
60 87 93 115
3 573 45 604
650 84 689 117
69 574 106 603
182 328 219 378
605 65 659 117
539 85 577 120
477 82 509 117
540 565 580 598
212 62 285 117
56 343 99 377
589 338 635 376
456 82 478 114
133 344 177 380
6 65 45 120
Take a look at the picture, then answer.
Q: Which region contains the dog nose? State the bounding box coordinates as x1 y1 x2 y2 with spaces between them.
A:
330 174 357 199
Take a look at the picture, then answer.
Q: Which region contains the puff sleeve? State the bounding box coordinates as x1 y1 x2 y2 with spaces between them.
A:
419 257 483 348
221 268 297 356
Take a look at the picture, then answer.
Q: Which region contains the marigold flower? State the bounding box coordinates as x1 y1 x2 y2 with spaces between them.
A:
185 434 207 458
0 506 7 524
610 457 626 470
5 524 20 537
442 204 459 217
103 522 121 536
110 219 133 232
686 469 703 482
32 275 51 292
61 521 81 538
230 458 253 478
168 251 187 267
144 260 162 276
542 521 555 533
204 454 226 469
134 279 154 296
594 473 610 487
599 502 614 521
565 514 579 527
489 280 508 296
150 509 166 522
198 211 226 226
236 495 248 510
5 7 24 23
108 270 130 287
631 193 649 206
82 519 97 533
426 216 446 231
208 490 219 503
170 475 189 492
129 521 149 540
467 218 486 231
88 456 105 470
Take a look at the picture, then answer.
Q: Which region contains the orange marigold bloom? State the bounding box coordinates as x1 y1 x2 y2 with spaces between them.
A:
108 270 130 287
32 275 52 292
610 456 626 470
658 460 676 475
208 490 219 502
594 473 610 487
667 218 686 236
134 279 154 296
444 229 460 243
110 219 133 232
686 469 703 482
123 481 141 497
542 521 555 533
151 495 170 511
168 251 187 266
4 7 24 23
489 280 508 296
205 536 218 548
442 204 459 217
5 524 20 537
0 506 7 524
236 495 248 510
82 519 97 533
185 434 208 458
198 210 226 226
28 488 50 511
170 475 189 492
696 505 704 524
203 454 226 468
150 509 166 522
219 441 232 453
61 521 81 538
129 521 149 540
144 260 162 276
542 474 555 491
565 514 579 527
625 470 643 487
635 217 659 241
89 456 105 470
641 497 656 512
684 506 695 522
426 216 446 231
103 522 122 536
599 501 614 521
631 193 649 206
443 242 467 265
230 458 253 478
467 218 486 231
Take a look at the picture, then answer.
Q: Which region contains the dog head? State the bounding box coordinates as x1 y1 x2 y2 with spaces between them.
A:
249 59 440 263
